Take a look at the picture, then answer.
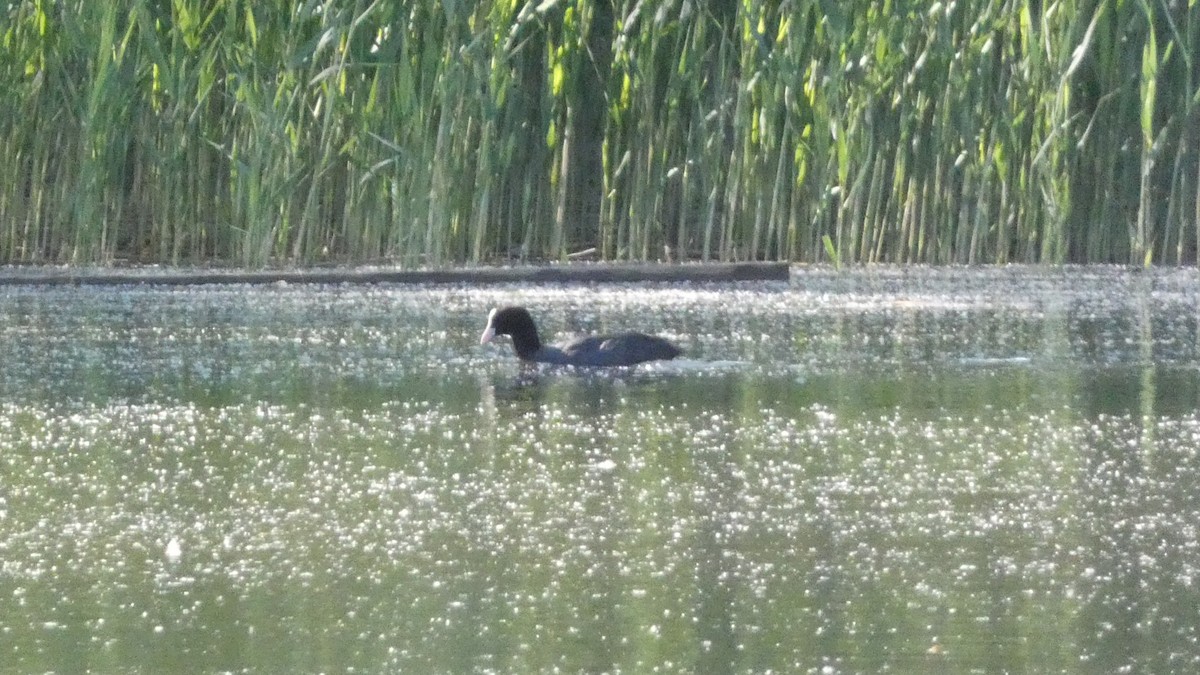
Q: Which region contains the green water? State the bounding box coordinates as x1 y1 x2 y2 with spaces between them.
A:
1 267 1199 673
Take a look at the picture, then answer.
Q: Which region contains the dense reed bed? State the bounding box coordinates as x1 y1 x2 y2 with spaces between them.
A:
1 0 1198 266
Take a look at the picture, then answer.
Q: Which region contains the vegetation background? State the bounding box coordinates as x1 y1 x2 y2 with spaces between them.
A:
1 0 1198 266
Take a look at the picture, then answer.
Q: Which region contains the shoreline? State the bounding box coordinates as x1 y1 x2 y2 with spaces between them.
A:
0 262 790 286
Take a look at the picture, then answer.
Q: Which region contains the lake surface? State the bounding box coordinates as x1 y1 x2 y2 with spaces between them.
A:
1 266 1199 673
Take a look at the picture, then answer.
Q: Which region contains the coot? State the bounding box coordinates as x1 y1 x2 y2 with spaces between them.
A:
480 306 682 367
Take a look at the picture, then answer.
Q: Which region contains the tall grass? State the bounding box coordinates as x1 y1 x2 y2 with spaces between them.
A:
0 0 1198 266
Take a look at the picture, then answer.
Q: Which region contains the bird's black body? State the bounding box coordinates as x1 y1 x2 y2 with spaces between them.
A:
480 306 681 367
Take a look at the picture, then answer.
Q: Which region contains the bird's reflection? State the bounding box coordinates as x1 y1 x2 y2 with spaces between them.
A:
477 364 683 422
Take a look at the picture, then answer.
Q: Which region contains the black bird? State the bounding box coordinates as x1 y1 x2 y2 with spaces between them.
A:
480 306 682 367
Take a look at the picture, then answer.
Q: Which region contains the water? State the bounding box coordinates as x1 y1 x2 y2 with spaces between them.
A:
1 266 1199 673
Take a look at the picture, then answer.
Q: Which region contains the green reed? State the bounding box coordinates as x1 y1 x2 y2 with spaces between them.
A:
1 0 1198 266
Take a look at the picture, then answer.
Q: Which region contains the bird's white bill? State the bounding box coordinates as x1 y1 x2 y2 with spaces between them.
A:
480 308 498 344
